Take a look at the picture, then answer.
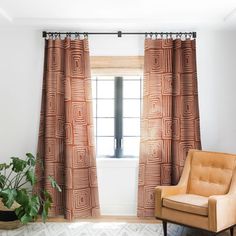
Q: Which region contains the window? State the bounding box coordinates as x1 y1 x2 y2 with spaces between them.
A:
92 75 142 158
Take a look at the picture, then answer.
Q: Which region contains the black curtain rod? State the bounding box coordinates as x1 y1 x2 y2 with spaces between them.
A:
42 31 197 38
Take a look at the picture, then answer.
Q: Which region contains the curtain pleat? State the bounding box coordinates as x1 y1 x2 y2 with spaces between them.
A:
35 38 100 220
137 38 201 217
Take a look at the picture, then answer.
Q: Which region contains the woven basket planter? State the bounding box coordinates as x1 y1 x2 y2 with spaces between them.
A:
0 199 22 230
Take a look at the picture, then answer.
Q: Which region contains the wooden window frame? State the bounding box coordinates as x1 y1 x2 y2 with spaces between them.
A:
90 56 144 76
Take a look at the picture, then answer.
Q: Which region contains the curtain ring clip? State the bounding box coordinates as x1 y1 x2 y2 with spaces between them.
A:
75 33 79 39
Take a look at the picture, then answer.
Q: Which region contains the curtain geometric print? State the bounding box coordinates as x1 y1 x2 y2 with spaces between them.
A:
138 38 201 217
35 38 100 220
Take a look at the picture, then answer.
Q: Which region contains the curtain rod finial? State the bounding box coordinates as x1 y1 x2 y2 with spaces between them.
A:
42 31 47 38
193 32 197 38
118 31 122 37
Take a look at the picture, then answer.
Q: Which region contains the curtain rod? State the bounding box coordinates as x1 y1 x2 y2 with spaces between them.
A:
42 31 197 38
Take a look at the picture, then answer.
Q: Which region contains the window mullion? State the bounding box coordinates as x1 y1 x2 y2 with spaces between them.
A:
114 77 123 158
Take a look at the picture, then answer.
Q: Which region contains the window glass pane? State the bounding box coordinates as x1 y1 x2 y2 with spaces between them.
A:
123 100 140 117
92 99 96 117
141 81 143 99
97 100 114 117
123 80 141 98
93 118 96 136
97 137 114 157
123 137 140 156
97 118 114 136
92 80 96 98
97 80 114 98
123 118 140 136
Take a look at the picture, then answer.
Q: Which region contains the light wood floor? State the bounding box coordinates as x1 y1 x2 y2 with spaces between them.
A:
46 216 158 223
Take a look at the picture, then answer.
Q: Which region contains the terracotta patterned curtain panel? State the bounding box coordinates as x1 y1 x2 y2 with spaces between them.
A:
35 38 100 220
137 38 201 217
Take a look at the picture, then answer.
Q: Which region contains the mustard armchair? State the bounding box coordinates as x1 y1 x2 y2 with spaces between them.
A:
155 149 236 236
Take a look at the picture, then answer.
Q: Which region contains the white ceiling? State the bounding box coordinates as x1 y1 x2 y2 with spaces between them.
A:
0 0 236 31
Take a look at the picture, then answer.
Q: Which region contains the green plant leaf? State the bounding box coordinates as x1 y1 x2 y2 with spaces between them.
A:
48 176 62 192
15 205 25 219
0 163 10 171
15 189 29 206
11 157 27 173
15 193 40 223
26 170 36 185
27 159 36 166
26 153 36 166
42 198 51 223
0 189 17 208
28 195 40 217
0 175 6 188
41 190 54 223
15 206 22 216
42 206 47 223
20 213 32 224
43 190 52 203
26 153 35 159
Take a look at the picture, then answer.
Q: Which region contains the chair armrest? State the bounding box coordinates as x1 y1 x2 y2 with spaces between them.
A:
155 185 187 198
208 194 236 232
155 185 187 217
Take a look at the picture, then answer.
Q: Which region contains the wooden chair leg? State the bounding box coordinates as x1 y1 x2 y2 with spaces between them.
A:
230 227 234 236
162 221 167 236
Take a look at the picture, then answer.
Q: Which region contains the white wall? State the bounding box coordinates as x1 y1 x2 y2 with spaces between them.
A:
89 35 144 56
197 31 236 153
0 29 44 160
0 29 236 216
96 159 139 215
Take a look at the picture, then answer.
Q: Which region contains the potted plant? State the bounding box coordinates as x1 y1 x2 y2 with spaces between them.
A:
0 153 61 229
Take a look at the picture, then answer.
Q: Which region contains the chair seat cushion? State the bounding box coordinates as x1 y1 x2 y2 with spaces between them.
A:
163 194 208 216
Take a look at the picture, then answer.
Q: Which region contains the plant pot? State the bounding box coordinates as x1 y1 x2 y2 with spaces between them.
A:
0 199 22 230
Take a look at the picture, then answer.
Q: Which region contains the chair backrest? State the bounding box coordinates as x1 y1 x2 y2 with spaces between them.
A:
187 150 236 197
